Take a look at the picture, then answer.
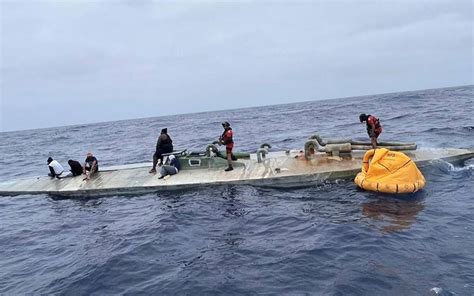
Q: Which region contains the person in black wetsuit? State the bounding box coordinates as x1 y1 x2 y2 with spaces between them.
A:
149 128 173 174
68 159 83 176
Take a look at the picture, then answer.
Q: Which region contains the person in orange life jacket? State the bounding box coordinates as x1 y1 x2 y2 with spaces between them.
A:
219 121 234 172
359 113 382 149
149 128 173 174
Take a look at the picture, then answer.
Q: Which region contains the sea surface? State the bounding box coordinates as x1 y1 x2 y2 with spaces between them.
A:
0 86 473 295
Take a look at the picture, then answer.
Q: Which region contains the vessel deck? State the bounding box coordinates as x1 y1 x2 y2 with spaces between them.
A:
0 148 472 197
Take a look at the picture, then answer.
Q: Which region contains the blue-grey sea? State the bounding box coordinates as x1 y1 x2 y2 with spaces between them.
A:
0 86 473 295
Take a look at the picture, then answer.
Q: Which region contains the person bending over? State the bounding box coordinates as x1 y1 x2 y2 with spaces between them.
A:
68 159 83 176
359 113 382 149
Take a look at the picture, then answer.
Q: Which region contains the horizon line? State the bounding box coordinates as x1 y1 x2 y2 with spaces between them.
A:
1 83 472 133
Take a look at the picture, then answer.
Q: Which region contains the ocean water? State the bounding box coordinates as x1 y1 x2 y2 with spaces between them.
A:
0 86 473 295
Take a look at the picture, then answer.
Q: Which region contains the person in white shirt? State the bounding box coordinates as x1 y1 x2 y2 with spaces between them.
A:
47 157 64 179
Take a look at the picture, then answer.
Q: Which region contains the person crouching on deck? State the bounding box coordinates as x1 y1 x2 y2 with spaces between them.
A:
68 159 83 176
47 157 64 179
83 152 99 180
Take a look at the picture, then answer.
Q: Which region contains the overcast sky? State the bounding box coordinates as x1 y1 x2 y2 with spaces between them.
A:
1 0 473 132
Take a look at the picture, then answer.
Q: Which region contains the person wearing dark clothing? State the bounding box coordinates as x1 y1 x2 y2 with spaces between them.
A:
149 128 173 174
158 154 181 179
68 159 83 176
83 152 99 180
359 113 383 149
219 121 234 172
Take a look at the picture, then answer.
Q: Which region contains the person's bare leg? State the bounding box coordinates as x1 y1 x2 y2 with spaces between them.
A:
225 153 233 171
89 165 97 179
83 165 97 180
150 154 158 173
371 137 377 149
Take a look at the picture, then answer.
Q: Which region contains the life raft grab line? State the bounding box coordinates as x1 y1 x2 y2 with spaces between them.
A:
389 158 413 175
378 162 391 172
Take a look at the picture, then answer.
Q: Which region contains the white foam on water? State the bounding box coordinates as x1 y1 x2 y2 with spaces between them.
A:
433 159 474 173
429 287 443 295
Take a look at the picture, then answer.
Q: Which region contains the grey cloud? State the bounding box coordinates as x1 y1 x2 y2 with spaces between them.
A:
1 0 473 131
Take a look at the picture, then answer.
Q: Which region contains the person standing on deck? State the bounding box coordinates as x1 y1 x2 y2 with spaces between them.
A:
359 113 383 149
219 121 234 172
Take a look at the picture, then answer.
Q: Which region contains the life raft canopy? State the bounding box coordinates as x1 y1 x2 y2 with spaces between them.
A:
354 148 426 194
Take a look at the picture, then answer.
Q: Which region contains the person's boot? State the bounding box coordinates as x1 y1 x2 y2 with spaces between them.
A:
225 165 233 172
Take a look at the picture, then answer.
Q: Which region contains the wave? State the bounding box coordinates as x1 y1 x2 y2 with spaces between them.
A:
380 94 423 102
384 113 415 121
429 159 474 176
429 287 457 296
441 161 474 173
421 126 474 134
52 136 70 141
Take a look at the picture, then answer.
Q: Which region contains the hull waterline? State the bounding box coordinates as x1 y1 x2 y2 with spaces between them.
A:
0 148 472 197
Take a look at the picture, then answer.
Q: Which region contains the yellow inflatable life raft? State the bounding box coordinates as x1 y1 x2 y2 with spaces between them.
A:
354 148 426 193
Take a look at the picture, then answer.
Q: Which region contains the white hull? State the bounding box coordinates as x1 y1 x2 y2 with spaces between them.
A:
0 148 472 197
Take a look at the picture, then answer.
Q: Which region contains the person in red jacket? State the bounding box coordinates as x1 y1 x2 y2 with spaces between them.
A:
219 121 234 171
359 113 382 149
